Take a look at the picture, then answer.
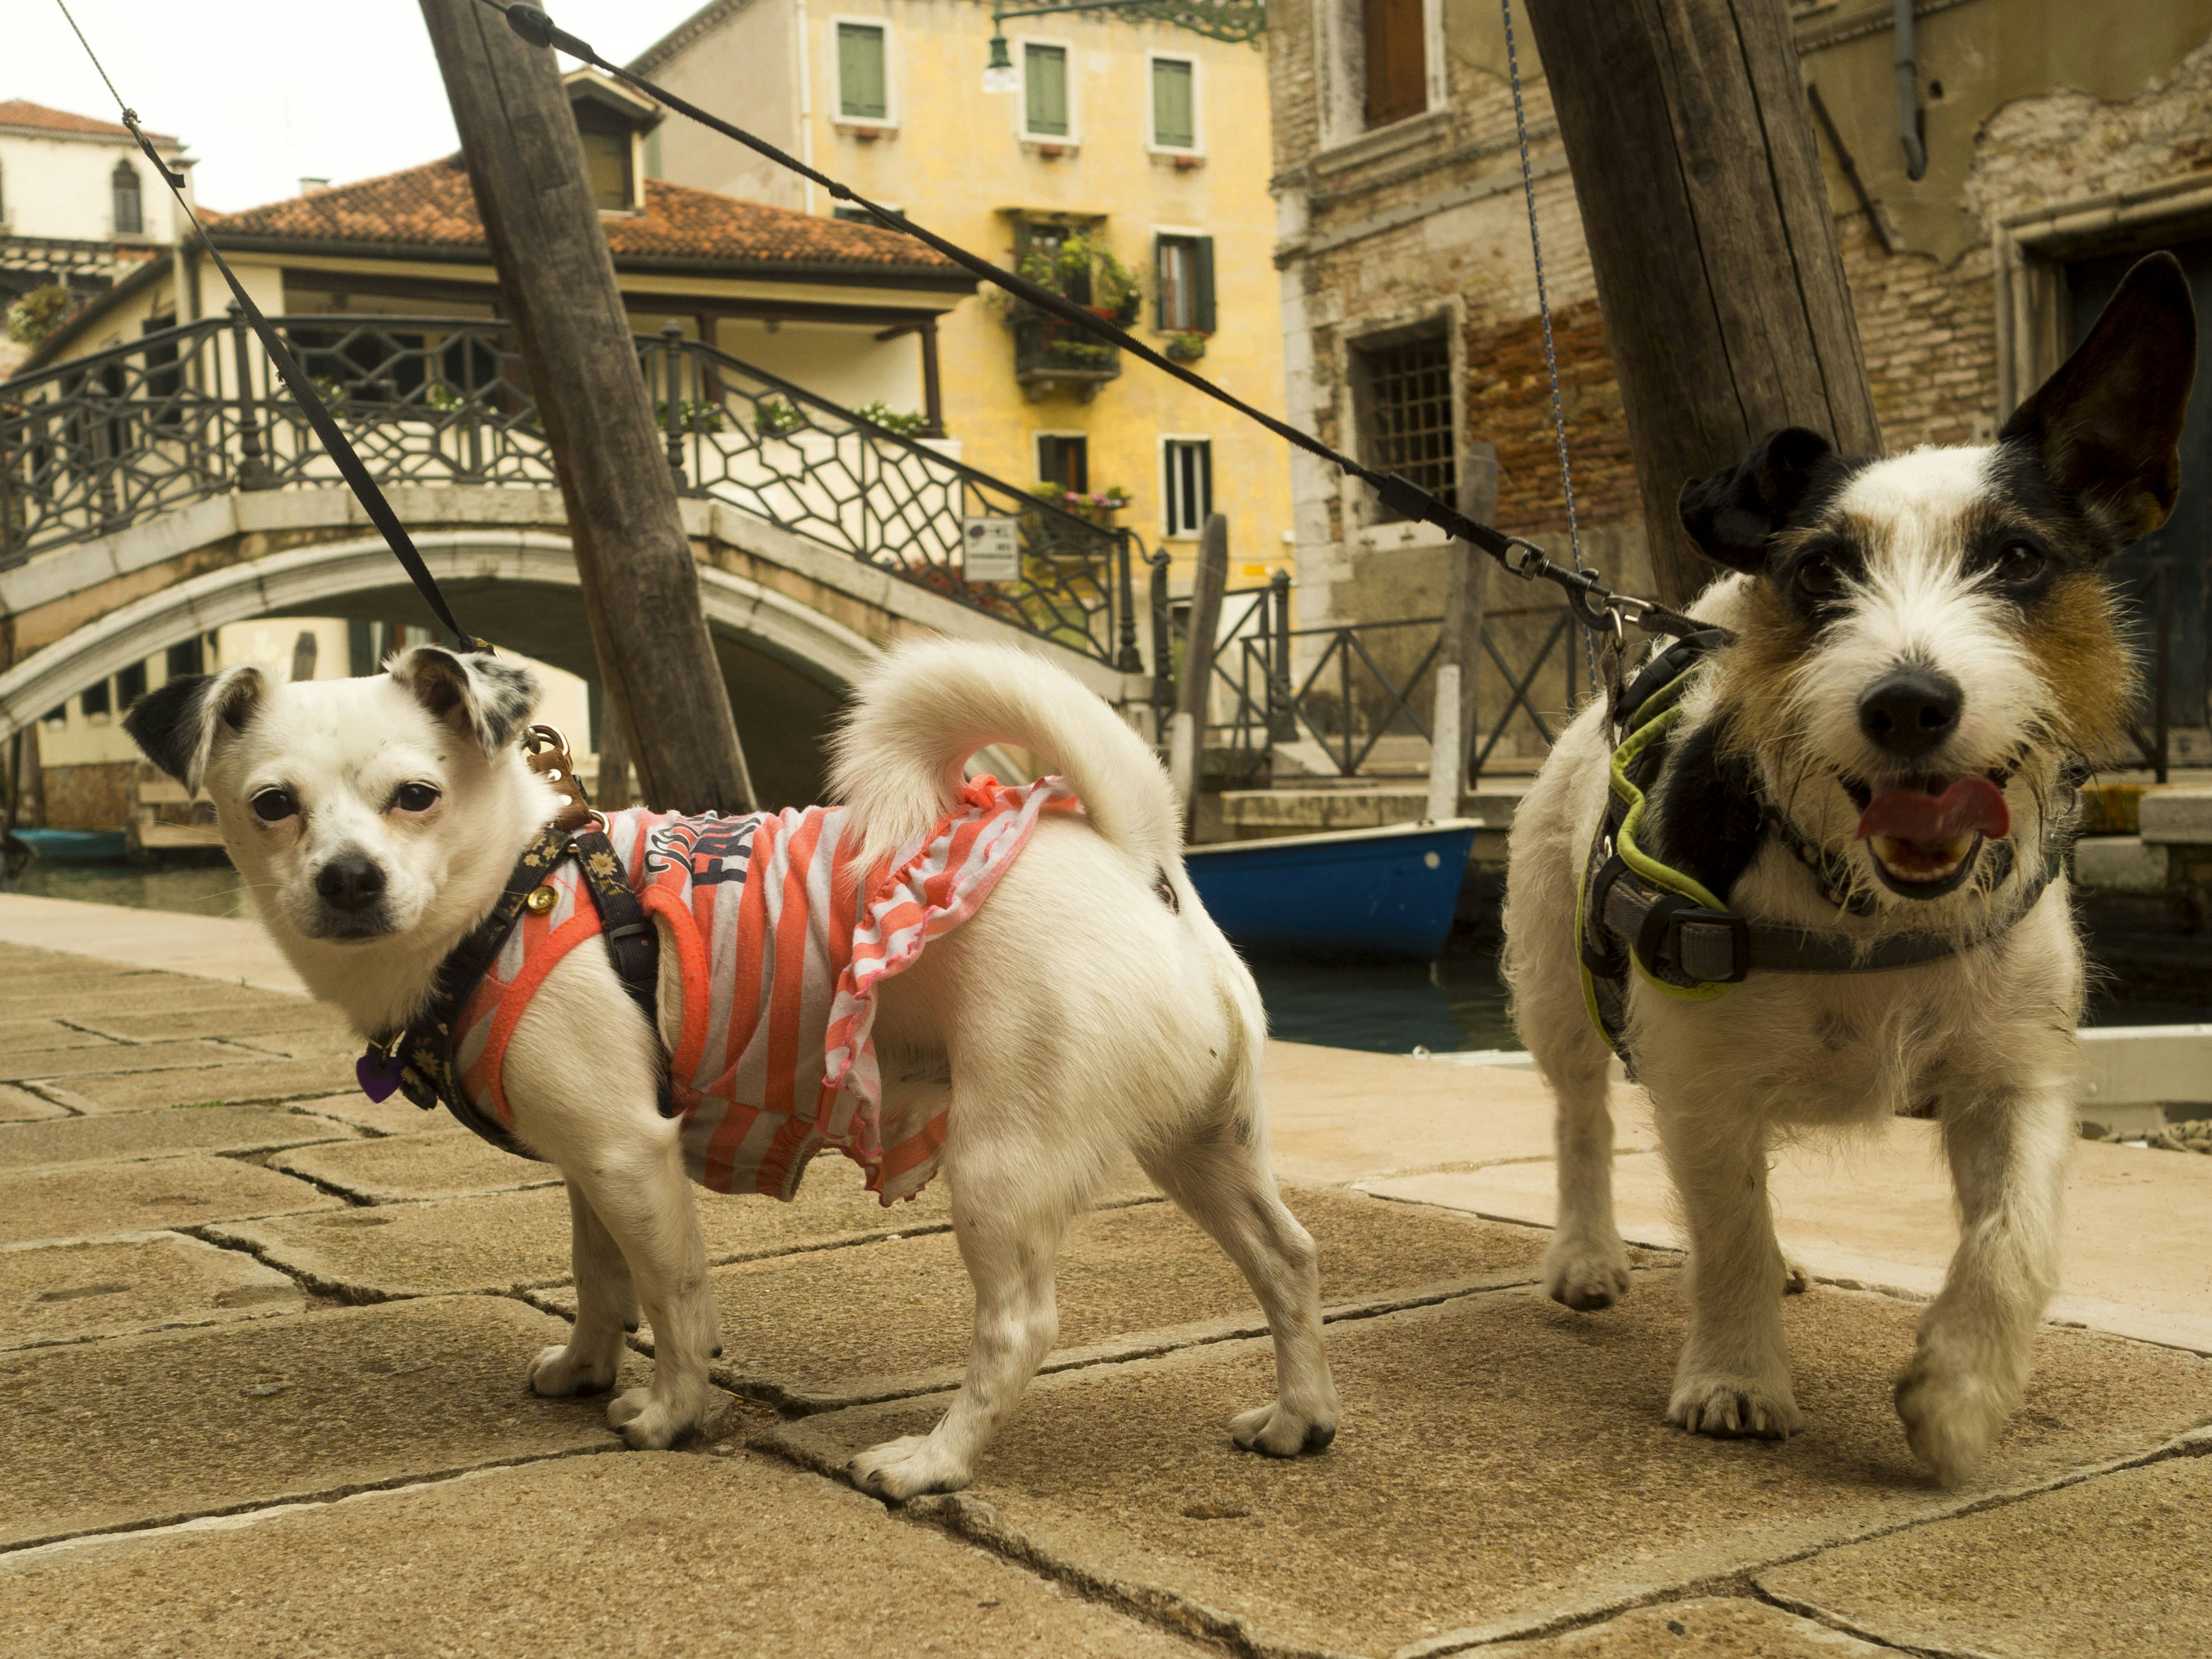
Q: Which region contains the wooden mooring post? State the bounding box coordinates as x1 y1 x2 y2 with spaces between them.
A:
1169 513 1231 836
1522 0 1880 609
1426 441 1501 824
418 0 755 813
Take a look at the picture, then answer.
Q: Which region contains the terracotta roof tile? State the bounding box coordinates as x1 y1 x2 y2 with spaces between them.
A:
209 156 957 274
0 99 177 146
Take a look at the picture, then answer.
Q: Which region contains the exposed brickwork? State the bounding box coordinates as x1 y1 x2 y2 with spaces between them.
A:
1464 300 1637 536
1838 218 2000 453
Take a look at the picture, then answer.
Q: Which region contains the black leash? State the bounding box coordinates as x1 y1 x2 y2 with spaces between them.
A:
55 0 481 653
487 0 1709 644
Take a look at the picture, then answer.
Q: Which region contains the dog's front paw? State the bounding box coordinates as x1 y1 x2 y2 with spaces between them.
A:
1894 1347 2015 1487
1543 1232 1632 1312
1229 1400 1337 1457
528 1341 617 1398
605 1385 702 1450
849 1433 970 1500
1667 1373 1803 1440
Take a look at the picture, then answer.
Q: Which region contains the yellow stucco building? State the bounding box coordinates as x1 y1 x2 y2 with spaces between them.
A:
635 0 1292 582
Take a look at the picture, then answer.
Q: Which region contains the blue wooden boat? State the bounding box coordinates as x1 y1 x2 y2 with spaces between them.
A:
1183 819 1480 959
9 828 129 864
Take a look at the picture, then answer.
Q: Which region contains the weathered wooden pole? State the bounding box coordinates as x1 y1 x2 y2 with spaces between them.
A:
418 0 754 813
1426 441 1500 823
1169 513 1231 835
1522 0 1881 608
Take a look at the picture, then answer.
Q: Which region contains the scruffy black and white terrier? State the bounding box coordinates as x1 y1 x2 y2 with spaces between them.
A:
125 639 1338 1496
1503 253 2194 1484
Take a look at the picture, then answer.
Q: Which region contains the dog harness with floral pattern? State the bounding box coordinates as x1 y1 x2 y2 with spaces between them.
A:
423 776 1074 1206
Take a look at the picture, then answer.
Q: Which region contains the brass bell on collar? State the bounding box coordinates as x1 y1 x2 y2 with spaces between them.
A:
525 884 558 915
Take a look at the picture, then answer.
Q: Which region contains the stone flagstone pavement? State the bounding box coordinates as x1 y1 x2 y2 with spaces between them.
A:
0 896 2208 1657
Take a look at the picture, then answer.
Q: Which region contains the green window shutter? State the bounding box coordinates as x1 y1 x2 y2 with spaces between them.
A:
1025 44 1069 136
1152 58 1195 148
1155 237 1171 329
838 24 888 120
1194 237 1216 333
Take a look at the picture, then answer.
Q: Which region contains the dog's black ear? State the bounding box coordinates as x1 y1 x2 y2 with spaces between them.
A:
1678 428 1838 574
1999 251 2198 549
390 645 541 756
122 665 267 792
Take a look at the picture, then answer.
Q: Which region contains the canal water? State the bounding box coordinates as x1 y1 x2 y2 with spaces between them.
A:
9 860 2204 1056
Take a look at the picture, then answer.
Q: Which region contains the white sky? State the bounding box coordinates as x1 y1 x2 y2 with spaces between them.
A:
13 0 712 213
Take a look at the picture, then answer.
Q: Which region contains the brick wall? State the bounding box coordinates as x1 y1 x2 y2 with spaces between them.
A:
1464 299 1638 536
1838 218 2000 452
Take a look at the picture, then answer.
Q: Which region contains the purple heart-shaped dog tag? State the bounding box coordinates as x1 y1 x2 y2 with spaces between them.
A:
357 1049 405 1102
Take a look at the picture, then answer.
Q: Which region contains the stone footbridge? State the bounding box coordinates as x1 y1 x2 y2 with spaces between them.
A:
0 316 1148 802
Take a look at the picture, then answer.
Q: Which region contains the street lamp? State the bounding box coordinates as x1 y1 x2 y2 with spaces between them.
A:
982 33 1020 94
979 0 1266 91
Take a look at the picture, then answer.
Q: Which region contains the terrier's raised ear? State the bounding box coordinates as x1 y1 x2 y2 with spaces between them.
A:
389 645 541 756
123 665 268 793
1999 250 2198 550
1678 427 1840 574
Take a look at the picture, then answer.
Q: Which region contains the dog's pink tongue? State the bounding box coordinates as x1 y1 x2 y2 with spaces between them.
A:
1855 776 2010 844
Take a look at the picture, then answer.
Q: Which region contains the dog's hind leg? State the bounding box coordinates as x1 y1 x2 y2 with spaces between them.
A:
848 1109 1087 1500
1135 1085 1339 1457
528 1180 638 1398
1659 1103 1803 1440
1895 1074 2072 1485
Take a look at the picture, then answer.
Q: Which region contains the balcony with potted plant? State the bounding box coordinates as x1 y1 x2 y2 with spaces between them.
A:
1005 229 1141 402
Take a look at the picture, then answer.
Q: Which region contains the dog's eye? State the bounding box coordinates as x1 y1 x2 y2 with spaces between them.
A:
249 788 297 824
1990 543 2046 585
1795 556 1845 599
391 783 441 814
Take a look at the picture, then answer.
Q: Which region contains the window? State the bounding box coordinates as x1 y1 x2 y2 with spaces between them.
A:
1356 328 1455 517
1024 43 1070 138
578 130 631 212
837 23 889 121
1151 57 1196 150
81 680 112 719
166 639 204 681
833 202 901 223
1361 0 1428 130
116 662 147 709
42 706 65 727
1037 433 1089 494
1162 439 1213 536
111 161 142 235
1155 235 1215 332
1018 220 1090 303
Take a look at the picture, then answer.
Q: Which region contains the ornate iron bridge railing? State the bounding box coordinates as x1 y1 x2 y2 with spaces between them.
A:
0 312 1141 668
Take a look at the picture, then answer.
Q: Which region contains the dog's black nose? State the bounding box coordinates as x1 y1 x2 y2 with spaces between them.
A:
315 853 387 913
1858 667 1963 758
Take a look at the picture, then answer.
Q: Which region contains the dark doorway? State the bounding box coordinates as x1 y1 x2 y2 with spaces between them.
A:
2067 242 2212 736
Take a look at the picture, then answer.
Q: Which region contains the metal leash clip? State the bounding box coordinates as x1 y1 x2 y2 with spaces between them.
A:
1502 538 1550 581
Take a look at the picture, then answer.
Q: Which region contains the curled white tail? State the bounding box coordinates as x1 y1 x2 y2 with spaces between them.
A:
829 640 1180 876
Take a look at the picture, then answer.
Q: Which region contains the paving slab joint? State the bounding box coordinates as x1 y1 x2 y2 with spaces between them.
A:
1746 1585 1956 1657
0 1442 628 1558
758 1421 1359 1659
181 1221 413 1306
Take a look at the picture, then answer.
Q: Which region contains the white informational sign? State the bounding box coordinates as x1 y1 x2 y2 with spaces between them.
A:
962 516 1022 583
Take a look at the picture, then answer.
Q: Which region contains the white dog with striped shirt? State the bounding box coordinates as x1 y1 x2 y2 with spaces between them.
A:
127 638 1339 1497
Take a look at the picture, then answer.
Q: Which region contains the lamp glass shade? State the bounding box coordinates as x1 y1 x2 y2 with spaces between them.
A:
982 34 1018 93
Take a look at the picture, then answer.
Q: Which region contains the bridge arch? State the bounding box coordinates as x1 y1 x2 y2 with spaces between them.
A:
0 531 883 805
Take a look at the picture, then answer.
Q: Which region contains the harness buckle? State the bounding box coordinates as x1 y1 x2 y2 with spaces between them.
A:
1635 895 1752 985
